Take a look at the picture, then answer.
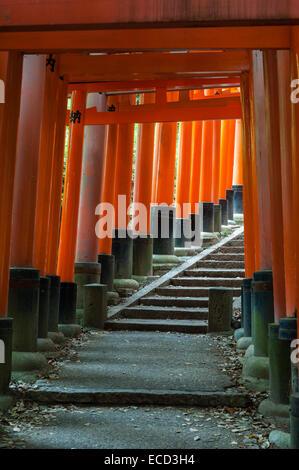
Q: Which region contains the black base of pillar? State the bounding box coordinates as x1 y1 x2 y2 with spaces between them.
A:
213 204 221 233
133 235 153 277
218 199 228 226
98 254 115 291
7 267 40 352
201 202 214 233
189 213 202 245
290 394 299 448
112 229 133 279
0 318 13 394
232 184 243 214
174 218 191 247
242 278 252 337
252 270 274 357
151 205 175 255
46 274 60 333
226 189 234 221
59 282 77 325
38 276 50 339
74 262 101 309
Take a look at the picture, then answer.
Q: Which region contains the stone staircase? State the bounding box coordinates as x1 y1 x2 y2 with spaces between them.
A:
105 231 244 334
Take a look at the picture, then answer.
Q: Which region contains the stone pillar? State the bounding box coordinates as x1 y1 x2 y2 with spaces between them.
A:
218 199 228 227
83 284 107 329
201 202 214 233
290 394 299 448
226 189 234 222
242 270 274 392
112 229 138 296
98 254 115 292
213 204 221 233
151 205 176 256
0 318 13 395
208 288 233 333
232 184 243 215
133 236 153 279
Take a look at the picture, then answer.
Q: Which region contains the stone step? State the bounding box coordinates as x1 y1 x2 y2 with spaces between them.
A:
226 240 244 247
141 296 209 307
184 268 245 278
120 305 208 320
217 246 244 254
105 318 208 334
155 286 241 297
196 260 245 269
23 388 251 408
207 253 245 261
171 277 243 288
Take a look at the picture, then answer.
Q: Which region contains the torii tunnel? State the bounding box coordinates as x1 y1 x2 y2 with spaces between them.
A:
1 0 299 449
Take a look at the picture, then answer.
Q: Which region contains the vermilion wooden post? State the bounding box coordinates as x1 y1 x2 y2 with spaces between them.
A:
134 96 156 233
218 120 230 200
98 122 118 256
176 121 193 217
225 120 236 190
10 55 46 268
46 79 68 275
263 49 286 322
152 122 177 206
75 93 107 264
232 119 243 185
277 50 296 318
199 120 213 202
291 28 299 340
57 89 87 282
34 56 60 276
114 94 135 231
240 72 258 278
211 120 222 204
248 66 261 271
0 52 23 317
189 121 202 212
251 50 272 271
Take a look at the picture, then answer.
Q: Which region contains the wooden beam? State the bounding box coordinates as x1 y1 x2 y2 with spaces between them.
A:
68 96 241 124
0 26 291 52
60 51 249 82
68 77 241 93
0 1 296 29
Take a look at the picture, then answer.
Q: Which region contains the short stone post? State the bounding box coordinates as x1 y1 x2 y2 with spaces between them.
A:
0 318 13 394
208 288 233 333
133 235 153 279
37 276 56 352
46 274 60 333
290 393 299 448
226 189 234 222
279 318 299 395
218 198 228 226
259 321 293 419
38 276 50 339
83 284 107 329
252 270 274 357
213 204 221 233
98 253 115 292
